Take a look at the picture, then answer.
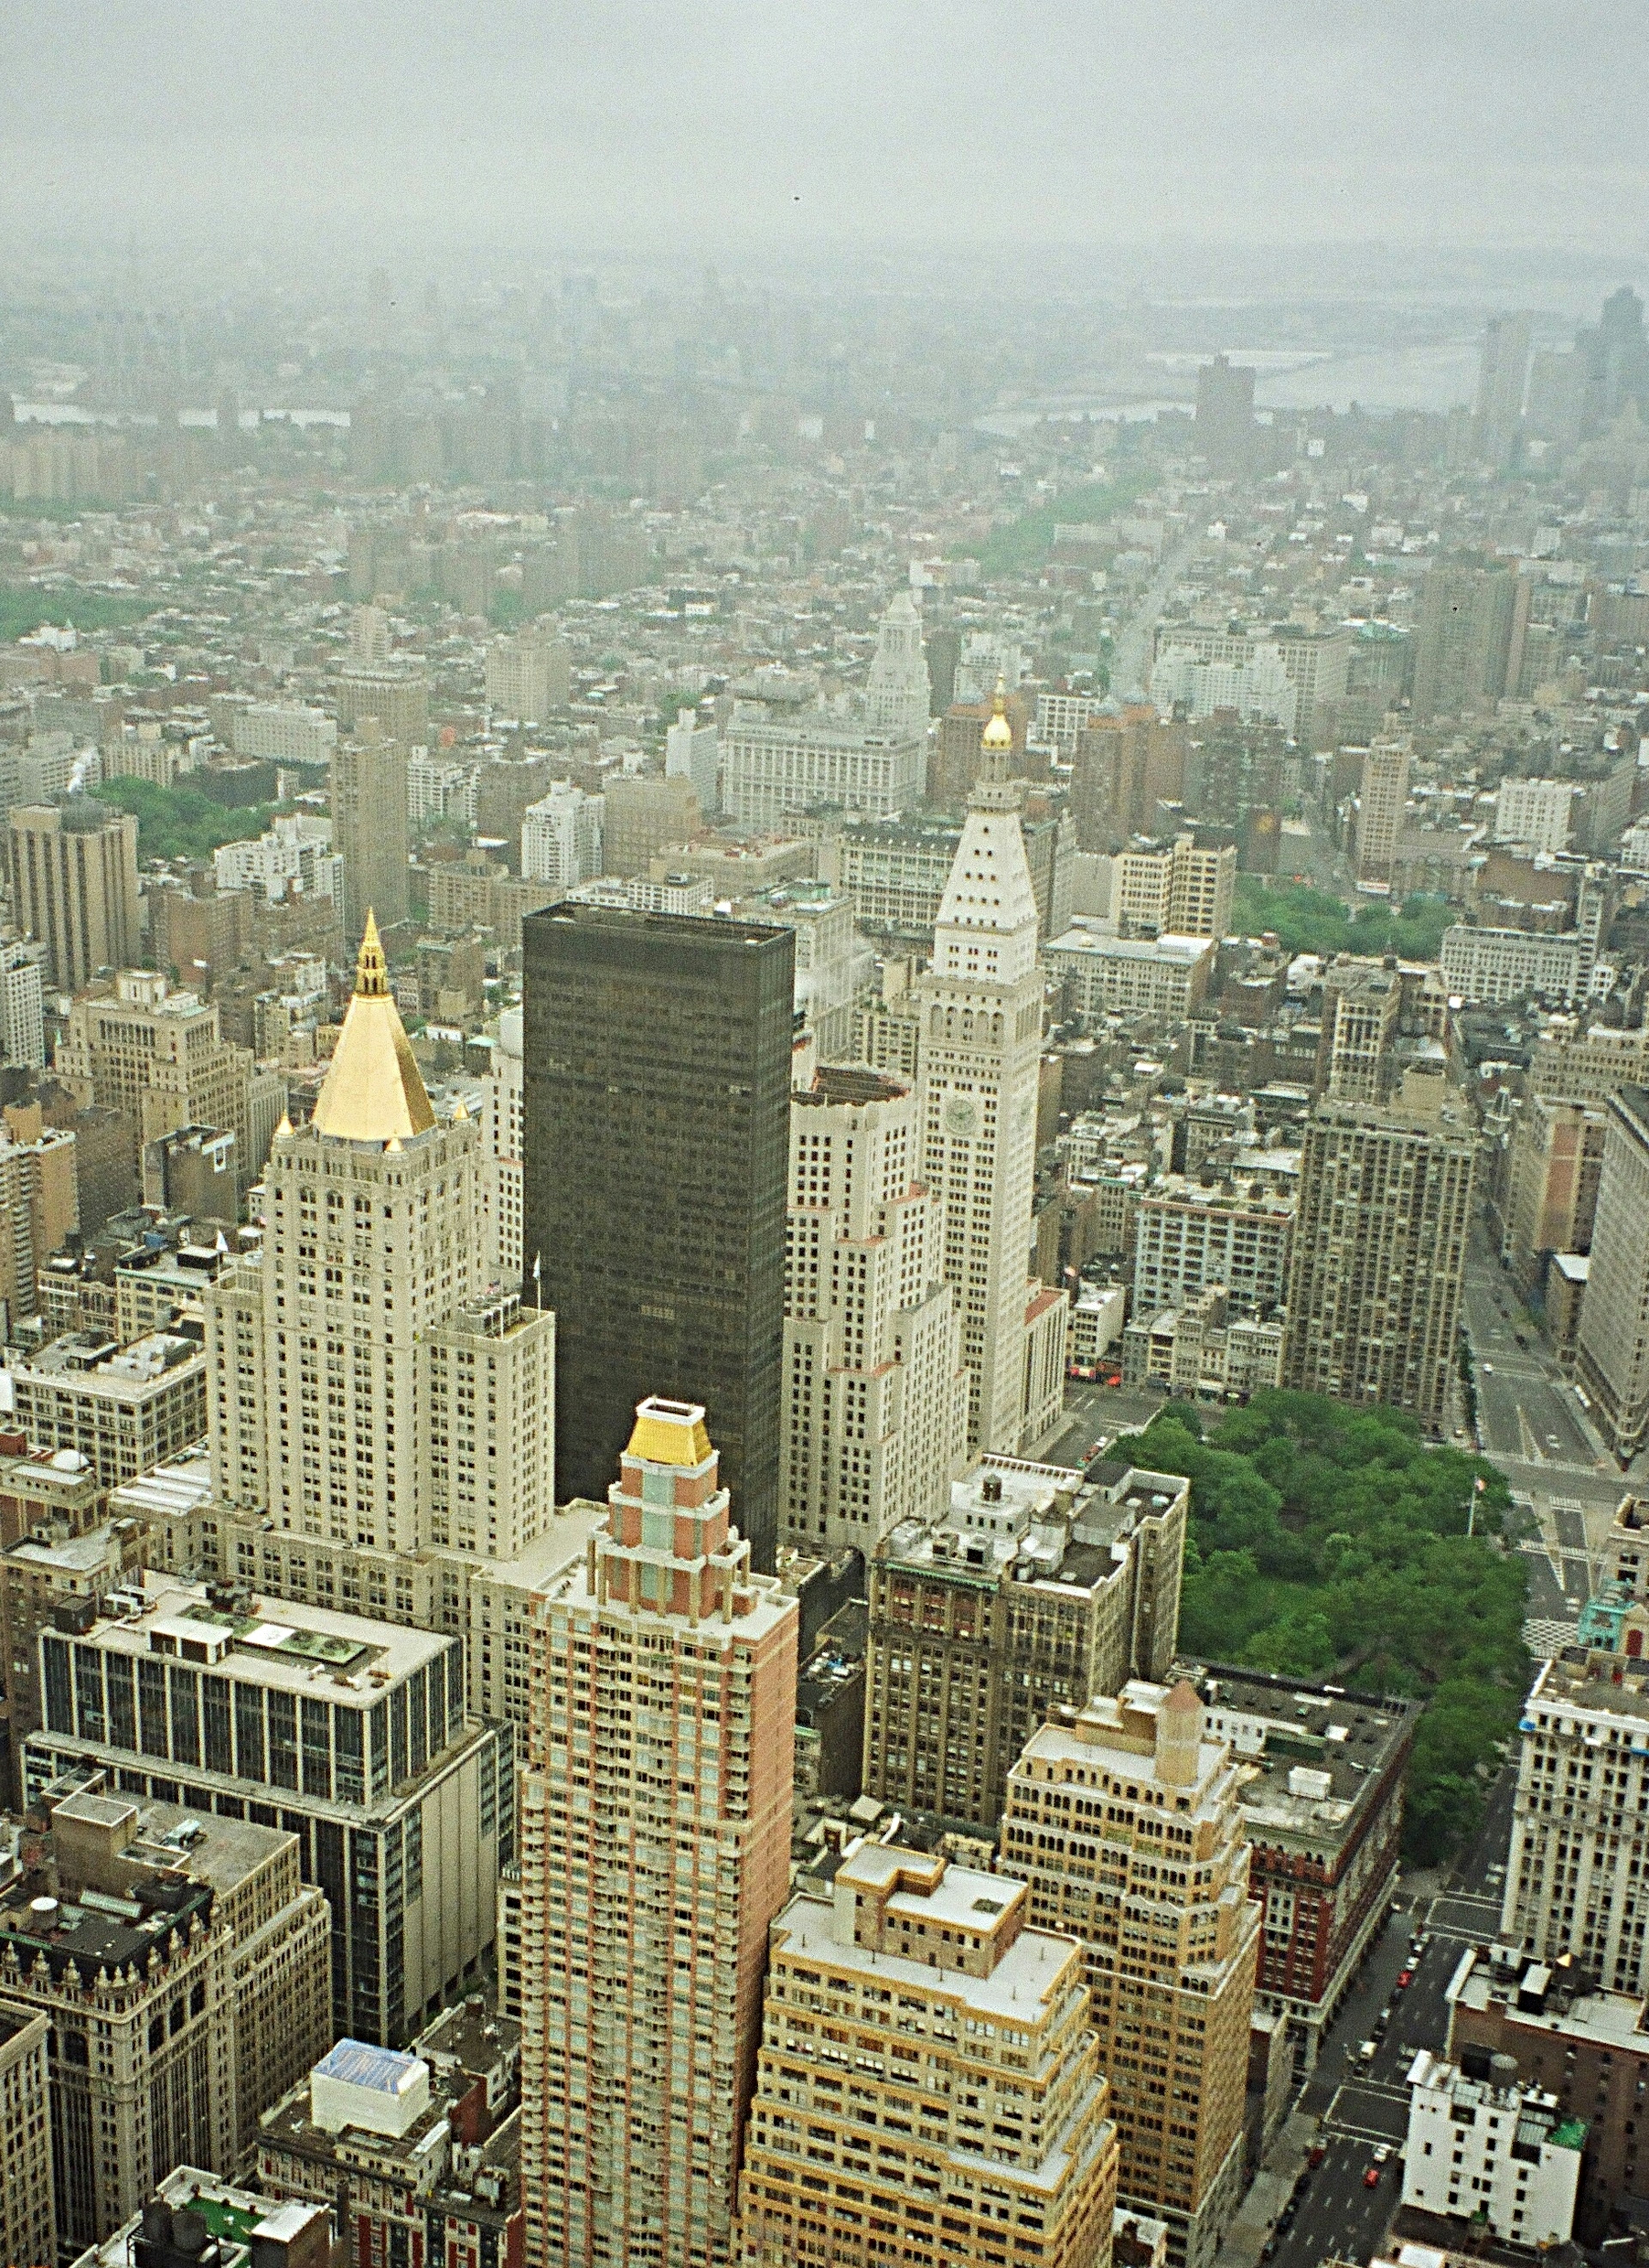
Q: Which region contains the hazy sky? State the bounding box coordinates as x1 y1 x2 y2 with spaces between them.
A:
3 1 1646 260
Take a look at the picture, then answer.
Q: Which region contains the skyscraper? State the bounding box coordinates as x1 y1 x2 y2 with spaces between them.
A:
523 902 794 1568
1353 738 1411 887
518 1398 797 2268
206 917 555 1558
1282 1100 1477 1428
914 683 1054 1451
782 1065 968 1556
1003 1681 1260 2268
331 720 410 935
1194 354 1257 476
1575 1085 1649 1459
6 798 140 990
1475 313 1533 463
735 1841 1120 2268
1412 566 1530 722
863 587 932 736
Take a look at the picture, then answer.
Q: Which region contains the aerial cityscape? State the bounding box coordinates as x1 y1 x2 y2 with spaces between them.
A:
2 6 1649 2267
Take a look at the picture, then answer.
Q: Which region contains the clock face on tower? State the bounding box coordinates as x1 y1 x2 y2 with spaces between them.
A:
943 1095 978 1138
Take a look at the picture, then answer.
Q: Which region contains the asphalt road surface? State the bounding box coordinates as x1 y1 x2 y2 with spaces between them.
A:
1041 1382 1174 1469
1463 1253 1598 1471
1259 1769 1520 2268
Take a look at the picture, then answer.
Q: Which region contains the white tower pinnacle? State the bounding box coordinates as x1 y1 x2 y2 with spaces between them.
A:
865 588 932 737
915 681 1050 1451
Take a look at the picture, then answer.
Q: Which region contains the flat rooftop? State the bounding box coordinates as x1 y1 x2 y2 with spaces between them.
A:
73 1576 455 1697
1190 1663 1416 1833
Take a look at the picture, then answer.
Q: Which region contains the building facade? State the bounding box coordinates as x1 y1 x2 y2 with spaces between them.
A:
1576 1087 1649 1460
523 902 794 1568
736 1841 1120 2268
1002 1681 1259 2268
517 1399 798 2268
6 799 140 991
27 1582 508 2047
863 1457 1189 1832
1282 1102 1476 1429
783 1067 968 1558
914 701 1050 1452
331 720 410 934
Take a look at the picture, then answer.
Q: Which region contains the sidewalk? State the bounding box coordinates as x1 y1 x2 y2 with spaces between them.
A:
1211 2111 1321 2268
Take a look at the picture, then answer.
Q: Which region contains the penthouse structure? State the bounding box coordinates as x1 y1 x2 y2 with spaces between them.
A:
24 1579 508 2046
1002 1682 1259 2268
736 1841 1120 2268
863 1457 1189 1832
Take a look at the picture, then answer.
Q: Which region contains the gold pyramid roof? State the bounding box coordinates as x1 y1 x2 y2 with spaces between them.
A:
981 673 1014 753
311 913 437 1145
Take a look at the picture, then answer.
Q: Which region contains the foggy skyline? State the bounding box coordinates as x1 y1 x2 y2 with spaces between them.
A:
3 0 1647 266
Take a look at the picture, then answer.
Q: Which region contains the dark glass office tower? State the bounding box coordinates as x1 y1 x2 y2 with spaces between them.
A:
522 903 794 1569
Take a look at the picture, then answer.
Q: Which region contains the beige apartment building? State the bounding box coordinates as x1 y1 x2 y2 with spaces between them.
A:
1003 1681 1260 2268
55 969 280 1185
517 1399 798 2268
783 1066 968 1557
736 1841 1120 2268
6 799 140 990
1115 834 1235 943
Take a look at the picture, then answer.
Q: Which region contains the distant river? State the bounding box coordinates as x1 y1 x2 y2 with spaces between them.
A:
980 336 1482 434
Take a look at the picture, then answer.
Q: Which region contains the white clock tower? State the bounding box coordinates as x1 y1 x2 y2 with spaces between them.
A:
915 680 1052 1452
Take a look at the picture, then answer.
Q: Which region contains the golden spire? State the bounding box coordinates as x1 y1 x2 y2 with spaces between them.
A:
353 909 391 998
981 673 1014 756
310 915 438 1146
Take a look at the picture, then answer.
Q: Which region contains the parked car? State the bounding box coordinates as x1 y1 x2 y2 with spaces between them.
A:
1374 2144 1392 2165
1364 2166 1382 2189
1308 2144 1327 2169
1358 2040 1376 2064
1396 1968 1414 1990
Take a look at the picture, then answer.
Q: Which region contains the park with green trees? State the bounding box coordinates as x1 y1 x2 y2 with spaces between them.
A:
97 776 286 864
1128 1389 1527 1865
1232 874 1454 963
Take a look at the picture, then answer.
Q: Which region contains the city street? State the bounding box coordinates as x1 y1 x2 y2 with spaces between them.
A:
1462 1248 1600 1472
1037 1381 1173 1468
1239 1767 1520 2268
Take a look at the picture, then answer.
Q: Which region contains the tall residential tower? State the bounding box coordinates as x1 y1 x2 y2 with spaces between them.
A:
518 1399 797 2268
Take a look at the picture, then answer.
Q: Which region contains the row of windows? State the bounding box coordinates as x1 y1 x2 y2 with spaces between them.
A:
41 1636 464 1802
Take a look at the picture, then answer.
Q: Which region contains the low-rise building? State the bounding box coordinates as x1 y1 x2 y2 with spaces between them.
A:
1047 927 1215 1024
258 2006 524 2268
1402 2047 1583 2247
1121 1295 1285 1401
1448 1942 1649 2242
1191 1666 1417 2072
735 1840 1120 2268
67 2167 329 2268
5 1332 208 1485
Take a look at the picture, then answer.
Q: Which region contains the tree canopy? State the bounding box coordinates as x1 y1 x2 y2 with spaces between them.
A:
1129 1388 1526 1864
98 776 283 864
1232 875 1454 963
